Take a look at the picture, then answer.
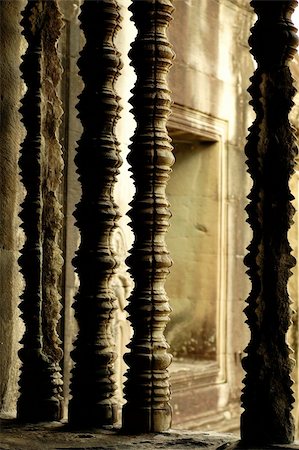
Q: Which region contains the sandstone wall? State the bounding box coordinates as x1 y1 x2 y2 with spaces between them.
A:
165 0 254 431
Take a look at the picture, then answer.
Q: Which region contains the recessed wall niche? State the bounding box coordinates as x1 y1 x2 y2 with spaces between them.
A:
166 136 220 360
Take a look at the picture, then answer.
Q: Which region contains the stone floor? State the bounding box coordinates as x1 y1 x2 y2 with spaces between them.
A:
1 420 299 450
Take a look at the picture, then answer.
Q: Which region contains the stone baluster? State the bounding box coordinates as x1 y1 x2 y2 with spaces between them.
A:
17 0 64 422
241 1 298 445
68 0 122 427
122 0 174 433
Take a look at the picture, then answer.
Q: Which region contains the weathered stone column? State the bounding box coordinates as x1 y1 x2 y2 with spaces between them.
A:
17 0 64 422
122 0 174 433
241 1 298 445
68 0 122 427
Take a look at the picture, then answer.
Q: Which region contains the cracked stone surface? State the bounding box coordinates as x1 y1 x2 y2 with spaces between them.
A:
1 421 299 450
0 420 235 449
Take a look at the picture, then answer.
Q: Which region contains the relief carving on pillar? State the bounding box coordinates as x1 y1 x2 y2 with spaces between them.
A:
110 226 132 406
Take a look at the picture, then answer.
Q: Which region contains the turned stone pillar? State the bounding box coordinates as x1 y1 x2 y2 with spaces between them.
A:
122 0 174 433
68 0 122 427
241 1 298 445
17 0 64 422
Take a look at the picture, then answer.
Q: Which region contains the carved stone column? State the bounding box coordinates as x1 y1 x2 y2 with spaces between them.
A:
241 1 298 445
68 0 122 427
122 0 174 433
17 0 64 422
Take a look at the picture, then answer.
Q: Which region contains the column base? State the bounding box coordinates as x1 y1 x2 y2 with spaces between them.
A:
17 396 63 423
122 403 172 433
68 401 118 429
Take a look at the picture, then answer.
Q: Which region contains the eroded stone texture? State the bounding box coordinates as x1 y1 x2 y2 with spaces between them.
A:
17 0 64 422
40 0 64 374
68 0 122 427
122 0 175 433
241 1 299 445
56 0 82 421
0 0 26 417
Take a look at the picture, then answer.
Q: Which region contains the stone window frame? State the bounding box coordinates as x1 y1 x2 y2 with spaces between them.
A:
168 103 228 386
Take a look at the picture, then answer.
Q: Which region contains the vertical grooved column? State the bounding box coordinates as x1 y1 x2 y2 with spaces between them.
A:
122 0 174 433
68 0 122 427
17 0 64 423
241 1 298 445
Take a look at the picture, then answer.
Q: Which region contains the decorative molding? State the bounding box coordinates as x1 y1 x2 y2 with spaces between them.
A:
241 1 298 445
122 0 175 433
168 103 228 143
68 0 122 427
